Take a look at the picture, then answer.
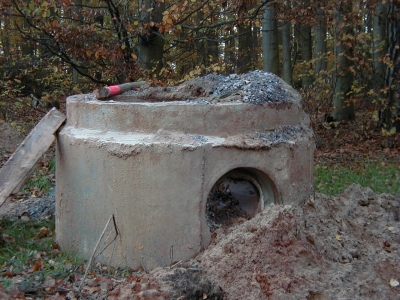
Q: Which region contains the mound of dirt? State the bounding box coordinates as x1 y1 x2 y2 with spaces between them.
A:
196 185 399 299
110 185 399 300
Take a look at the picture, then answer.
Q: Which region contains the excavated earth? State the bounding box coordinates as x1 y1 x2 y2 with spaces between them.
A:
1 185 399 299
110 185 400 300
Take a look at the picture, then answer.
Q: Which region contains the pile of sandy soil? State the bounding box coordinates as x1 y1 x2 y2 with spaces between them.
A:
111 185 399 299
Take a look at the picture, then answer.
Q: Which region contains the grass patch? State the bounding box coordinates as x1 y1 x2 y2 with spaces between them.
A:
0 217 81 290
23 155 56 196
0 217 133 295
314 160 399 195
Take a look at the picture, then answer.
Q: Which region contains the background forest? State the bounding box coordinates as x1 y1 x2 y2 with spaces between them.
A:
0 0 399 140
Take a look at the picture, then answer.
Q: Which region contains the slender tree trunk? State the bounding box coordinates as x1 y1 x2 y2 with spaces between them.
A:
137 0 165 73
225 29 236 74
1 15 10 59
40 7 56 59
195 10 206 68
206 29 219 65
299 0 313 88
333 1 355 121
372 0 387 93
237 23 253 73
380 1 400 130
262 3 279 75
22 0 33 56
281 19 292 85
252 23 260 69
315 8 327 73
71 0 83 86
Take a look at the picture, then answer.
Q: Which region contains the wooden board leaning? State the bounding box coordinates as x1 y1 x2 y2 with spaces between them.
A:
0 108 66 207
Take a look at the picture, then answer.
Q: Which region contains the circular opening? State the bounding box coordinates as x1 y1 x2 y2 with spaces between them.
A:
206 168 276 232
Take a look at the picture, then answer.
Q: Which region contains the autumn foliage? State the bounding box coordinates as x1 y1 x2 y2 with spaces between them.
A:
0 0 398 145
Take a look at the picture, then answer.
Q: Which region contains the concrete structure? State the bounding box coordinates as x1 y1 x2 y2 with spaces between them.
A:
56 71 314 270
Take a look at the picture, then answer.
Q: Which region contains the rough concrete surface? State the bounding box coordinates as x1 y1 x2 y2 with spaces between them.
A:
56 71 315 270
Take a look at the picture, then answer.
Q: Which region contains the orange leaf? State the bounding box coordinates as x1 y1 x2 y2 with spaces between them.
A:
34 227 49 239
33 258 44 272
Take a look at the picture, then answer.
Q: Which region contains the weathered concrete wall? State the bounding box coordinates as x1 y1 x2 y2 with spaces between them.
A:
56 71 314 270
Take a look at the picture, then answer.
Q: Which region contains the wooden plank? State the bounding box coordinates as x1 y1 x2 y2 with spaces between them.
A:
0 108 66 207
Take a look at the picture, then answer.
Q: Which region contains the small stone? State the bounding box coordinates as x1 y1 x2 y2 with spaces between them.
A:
389 278 399 287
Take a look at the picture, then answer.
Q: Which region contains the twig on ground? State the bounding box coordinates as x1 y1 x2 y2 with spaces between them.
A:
78 214 115 292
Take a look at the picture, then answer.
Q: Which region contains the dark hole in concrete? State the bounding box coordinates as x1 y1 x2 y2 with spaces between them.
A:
206 170 262 232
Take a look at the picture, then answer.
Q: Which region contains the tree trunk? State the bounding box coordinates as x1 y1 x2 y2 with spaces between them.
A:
206 29 219 66
372 0 387 93
332 1 355 121
281 19 293 85
225 29 236 74
40 7 56 59
299 0 313 88
262 3 279 75
1 15 10 59
206 8 220 68
380 1 400 130
237 23 253 73
22 0 33 56
137 0 165 73
195 10 207 68
71 0 83 86
252 23 260 69
314 8 327 74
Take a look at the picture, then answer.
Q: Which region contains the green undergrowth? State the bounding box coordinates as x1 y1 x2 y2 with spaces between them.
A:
23 155 56 196
0 217 134 293
0 217 81 290
314 160 399 195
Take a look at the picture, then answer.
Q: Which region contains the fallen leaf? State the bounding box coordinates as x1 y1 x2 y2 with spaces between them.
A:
34 227 49 239
51 243 61 250
32 258 44 272
1 271 18 277
383 241 391 247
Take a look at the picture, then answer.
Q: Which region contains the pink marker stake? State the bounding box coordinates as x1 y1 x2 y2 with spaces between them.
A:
106 85 122 97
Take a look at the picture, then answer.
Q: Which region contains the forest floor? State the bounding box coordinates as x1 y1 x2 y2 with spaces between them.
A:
0 101 399 299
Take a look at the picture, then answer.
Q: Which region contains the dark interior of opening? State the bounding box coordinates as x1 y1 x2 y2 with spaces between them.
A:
206 172 261 232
